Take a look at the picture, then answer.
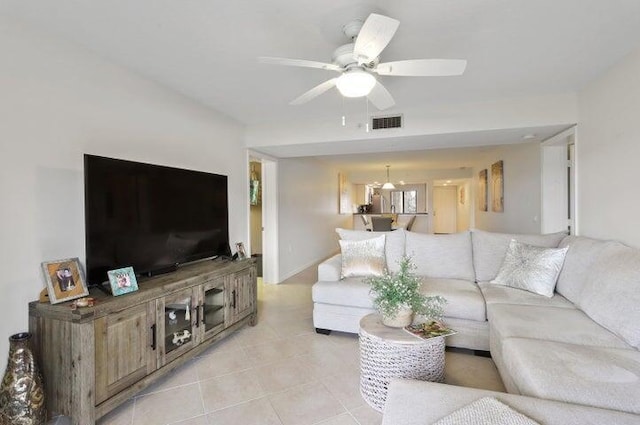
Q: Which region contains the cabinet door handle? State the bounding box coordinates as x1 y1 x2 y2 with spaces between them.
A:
194 305 199 328
232 290 236 309
150 324 157 350
200 304 206 326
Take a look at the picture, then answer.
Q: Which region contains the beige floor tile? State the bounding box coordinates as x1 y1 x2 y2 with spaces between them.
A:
170 415 209 425
193 347 252 381
206 397 282 425
132 383 204 425
242 337 302 363
444 351 506 392
232 321 282 347
200 369 266 412
348 404 382 425
270 316 315 338
268 381 345 425
253 357 316 394
138 359 199 396
295 347 358 381
320 368 364 410
315 413 360 425
326 332 359 347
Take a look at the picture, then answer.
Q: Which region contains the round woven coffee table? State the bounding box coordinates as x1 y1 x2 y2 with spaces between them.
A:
359 313 445 412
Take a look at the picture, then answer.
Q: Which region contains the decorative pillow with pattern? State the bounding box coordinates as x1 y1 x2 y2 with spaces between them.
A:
491 239 568 297
339 234 386 278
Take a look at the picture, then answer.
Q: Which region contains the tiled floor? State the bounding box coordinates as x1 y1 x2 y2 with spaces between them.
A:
51 265 505 425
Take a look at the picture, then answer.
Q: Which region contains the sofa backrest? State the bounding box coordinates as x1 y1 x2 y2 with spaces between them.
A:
555 235 618 304
471 229 567 282
574 239 640 350
405 231 475 281
336 228 406 273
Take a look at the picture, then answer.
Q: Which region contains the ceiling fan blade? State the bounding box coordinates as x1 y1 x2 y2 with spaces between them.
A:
367 81 395 110
353 14 400 63
258 56 342 72
375 59 467 76
290 78 338 105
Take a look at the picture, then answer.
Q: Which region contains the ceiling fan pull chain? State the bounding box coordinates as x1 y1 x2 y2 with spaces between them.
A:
342 96 346 127
365 97 370 132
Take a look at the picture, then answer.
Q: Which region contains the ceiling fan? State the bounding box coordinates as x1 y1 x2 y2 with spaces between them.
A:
259 13 467 110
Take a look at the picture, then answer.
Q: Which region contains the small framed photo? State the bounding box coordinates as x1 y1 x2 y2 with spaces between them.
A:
235 242 246 259
41 258 89 304
107 267 139 296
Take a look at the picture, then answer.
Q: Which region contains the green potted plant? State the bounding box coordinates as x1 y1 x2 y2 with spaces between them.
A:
365 256 446 327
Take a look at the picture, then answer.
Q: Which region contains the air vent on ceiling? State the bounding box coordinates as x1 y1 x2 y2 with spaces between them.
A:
371 114 403 130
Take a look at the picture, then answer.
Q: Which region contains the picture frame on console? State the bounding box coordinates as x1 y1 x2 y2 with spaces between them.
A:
107 266 139 296
41 257 89 304
235 242 246 259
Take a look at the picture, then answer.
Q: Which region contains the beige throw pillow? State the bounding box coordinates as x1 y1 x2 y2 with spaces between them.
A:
491 239 568 297
339 234 386 278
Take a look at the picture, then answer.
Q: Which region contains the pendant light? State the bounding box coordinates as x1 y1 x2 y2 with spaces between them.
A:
382 165 395 189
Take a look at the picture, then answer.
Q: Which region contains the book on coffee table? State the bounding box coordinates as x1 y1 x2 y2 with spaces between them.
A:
404 320 456 340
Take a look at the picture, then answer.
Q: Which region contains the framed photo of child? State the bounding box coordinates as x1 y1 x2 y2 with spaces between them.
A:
41 258 89 304
107 266 139 296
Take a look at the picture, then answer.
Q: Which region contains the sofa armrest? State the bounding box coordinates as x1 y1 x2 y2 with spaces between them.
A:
318 254 342 281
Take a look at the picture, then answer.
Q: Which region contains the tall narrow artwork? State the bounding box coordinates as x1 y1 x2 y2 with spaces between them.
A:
339 173 350 214
491 160 504 212
478 169 488 212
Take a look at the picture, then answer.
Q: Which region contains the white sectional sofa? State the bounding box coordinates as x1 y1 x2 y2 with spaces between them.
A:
312 228 640 418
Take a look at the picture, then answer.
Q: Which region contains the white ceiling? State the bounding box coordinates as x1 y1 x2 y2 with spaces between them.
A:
3 0 640 168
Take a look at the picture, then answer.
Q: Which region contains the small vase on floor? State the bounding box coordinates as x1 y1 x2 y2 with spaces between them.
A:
0 332 46 425
381 308 414 328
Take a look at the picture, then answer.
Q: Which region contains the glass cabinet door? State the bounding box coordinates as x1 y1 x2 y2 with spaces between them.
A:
159 288 196 365
201 278 226 340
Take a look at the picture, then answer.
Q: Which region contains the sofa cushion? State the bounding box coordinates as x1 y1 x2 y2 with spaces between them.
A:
312 278 374 309
479 282 574 309
336 228 406 273
490 240 568 297
317 254 342 282
555 235 618 304
382 379 640 425
577 241 640 350
501 338 640 414
488 304 630 349
471 229 566 282
338 234 386 278
405 231 475 281
420 278 486 322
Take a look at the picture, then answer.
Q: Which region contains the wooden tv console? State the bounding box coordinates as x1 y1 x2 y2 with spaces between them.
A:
28 258 257 425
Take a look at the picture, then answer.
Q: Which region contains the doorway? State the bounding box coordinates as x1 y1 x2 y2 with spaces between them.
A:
249 161 262 277
248 153 279 284
541 126 576 234
433 186 458 234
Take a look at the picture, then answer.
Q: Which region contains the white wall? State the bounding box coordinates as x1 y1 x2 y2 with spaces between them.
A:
577 46 640 248
472 142 542 234
0 19 246 373
277 158 350 281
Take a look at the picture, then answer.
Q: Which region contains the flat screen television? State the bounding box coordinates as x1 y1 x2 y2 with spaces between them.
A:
84 154 230 286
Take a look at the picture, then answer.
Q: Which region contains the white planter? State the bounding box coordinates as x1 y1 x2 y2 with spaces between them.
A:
381 308 414 328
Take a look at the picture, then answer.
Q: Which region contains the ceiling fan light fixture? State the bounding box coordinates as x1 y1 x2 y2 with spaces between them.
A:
336 68 376 97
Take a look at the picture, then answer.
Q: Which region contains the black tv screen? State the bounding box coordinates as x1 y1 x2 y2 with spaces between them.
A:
84 154 230 286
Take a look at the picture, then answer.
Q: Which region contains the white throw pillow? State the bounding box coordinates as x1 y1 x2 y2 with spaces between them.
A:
491 239 568 297
339 234 386 278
